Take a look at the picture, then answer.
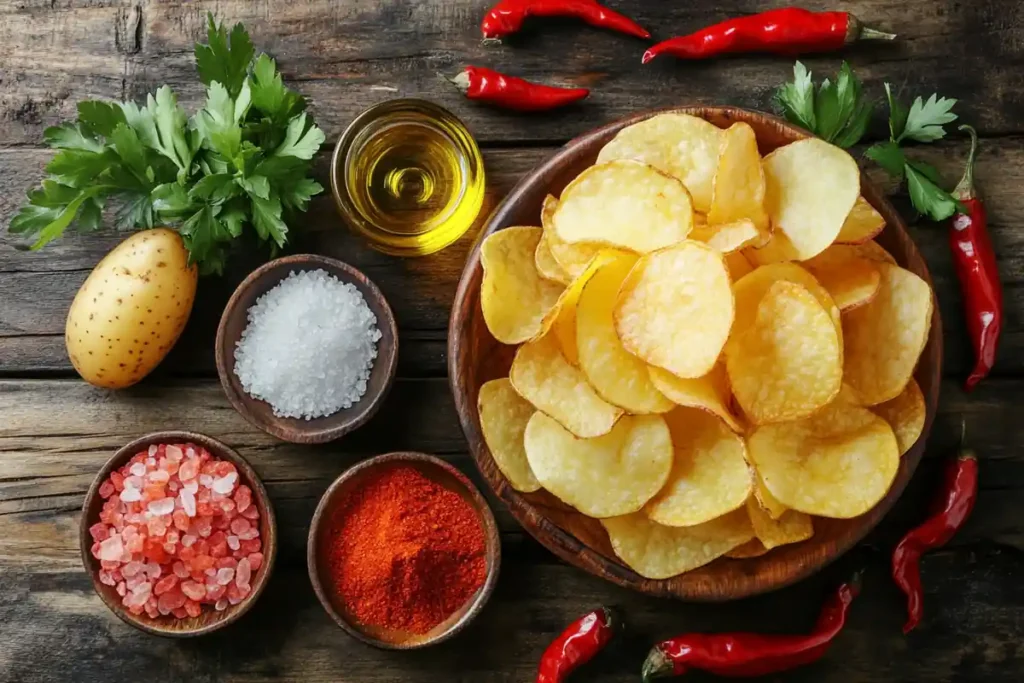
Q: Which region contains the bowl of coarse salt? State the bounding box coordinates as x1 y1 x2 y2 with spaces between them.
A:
215 254 398 444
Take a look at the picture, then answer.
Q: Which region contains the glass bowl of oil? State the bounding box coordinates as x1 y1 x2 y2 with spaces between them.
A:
330 99 486 257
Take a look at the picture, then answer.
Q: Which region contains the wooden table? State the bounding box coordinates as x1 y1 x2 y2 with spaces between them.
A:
1 2 1021 681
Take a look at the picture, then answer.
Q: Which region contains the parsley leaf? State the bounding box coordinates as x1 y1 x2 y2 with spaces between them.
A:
250 193 288 247
884 84 909 142
251 54 305 123
273 113 325 160
775 61 870 149
775 61 816 132
195 14 254 99
77 101 127 137
865 141 907 179
900 93 958 143
905 162 962 220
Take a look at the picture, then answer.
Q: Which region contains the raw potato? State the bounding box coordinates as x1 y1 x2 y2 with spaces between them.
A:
732 262 841 342
726 282 842 424
577 256 674 414
596 113 724 212
872 378 926 455
708 122 769 232
648 364 743 433
66 228 197 389
481 226 565 344
690 219 762 253
524 412 672 518
837 197 886 244
615 241 734 379
843 263 933 405
644 409 753 527
746 498 813 550
477 379 541 492
553 160 694 253
601 508 755 579
762 138 860 260
510 334 623 438
803 245 882 312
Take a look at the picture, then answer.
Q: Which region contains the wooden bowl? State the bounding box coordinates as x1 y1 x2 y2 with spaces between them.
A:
79 431 278 636
306 452 501 649
215 254 398 444
448 106 943 601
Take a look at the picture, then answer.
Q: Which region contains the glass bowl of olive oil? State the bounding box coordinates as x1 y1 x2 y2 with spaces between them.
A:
330 99 486 257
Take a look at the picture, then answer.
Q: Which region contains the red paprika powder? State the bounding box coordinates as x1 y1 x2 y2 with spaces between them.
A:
325 464 488 634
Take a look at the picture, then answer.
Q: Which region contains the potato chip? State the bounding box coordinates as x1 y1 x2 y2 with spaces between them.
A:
648 364 743 433
577 256 674 414
477 379 541 493
531 252 611 342
553 161 694 253
510 334 623 438
872 378 926 455
644 408 753 527
746 497 813 549
725 250 754 281
747 402 899 518
726 281 842 424
732 262 840 335
596 113 724 212
481 227 566 344
762 138 860 260
836 197 886 244
708 122 769 232
753 474 788 520
843 263 933 406
535 233 572 285
551 302 579 365
691 219 761 253
615 241 733 378
726 540 769 559
851 239 897 265
744 231 799 265
601 508 755 579
803 245 882 312
524 412 672 517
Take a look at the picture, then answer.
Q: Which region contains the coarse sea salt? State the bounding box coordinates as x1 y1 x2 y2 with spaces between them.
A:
233 269 382 420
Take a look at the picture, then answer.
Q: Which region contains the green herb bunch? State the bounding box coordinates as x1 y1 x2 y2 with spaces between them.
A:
9 14 325 274
776 62 963 221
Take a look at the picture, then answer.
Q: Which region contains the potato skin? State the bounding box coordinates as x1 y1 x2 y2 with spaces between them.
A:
65 229 198 389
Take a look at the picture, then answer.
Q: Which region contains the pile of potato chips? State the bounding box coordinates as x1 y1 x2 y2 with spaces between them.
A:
477 113 932 580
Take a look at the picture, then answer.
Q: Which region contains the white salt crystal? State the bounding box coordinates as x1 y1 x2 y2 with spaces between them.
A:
199 474 214 489
148 445 158 457
147 498 175 516
184 480 199 495
97 535 124 562
226 535 240 551
130 462 146 477
179 489 196 517
119 486 141 503
216 568 235 586
212 473 237 495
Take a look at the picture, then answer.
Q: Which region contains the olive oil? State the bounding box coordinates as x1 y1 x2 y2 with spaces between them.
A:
331 100 485 256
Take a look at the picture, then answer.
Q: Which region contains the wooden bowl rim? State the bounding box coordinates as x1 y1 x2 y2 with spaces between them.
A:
214 253 399 444
448 104 943 601
79 430 278 637
306 451 501 649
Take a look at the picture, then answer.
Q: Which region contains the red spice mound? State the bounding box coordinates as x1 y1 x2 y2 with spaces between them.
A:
326 464 488 634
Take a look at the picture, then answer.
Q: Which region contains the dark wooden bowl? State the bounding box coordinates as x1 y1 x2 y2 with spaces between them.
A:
448 106 943 601
307 452 501 649
79 431 278 636
215 254 398 444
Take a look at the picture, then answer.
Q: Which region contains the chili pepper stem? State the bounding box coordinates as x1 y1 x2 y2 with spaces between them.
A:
954 125 979 200
847 15 896 43
448 70 471 93
640 647 674 683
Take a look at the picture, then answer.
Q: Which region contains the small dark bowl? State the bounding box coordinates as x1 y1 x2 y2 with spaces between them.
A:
215 254 399 444
80 431 277 637
307 452 501 649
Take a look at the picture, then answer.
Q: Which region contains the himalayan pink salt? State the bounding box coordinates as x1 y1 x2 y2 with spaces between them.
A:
236 558 251 590
234 486 252 513
229 518 250 535
166 445 184 462
247 553 264 571
154 574 179 595
237 527 259 541
227 536 240 551
97 536 124 562
116 582 127 597
180 489 196 517
212 473 238 495
216 567 235 586
148 498 175 516
130 462 147 477
99 481 116 498
199 474 214 489
98 570 115 586
185 600 202 618
119 486 141 503
180 581 206 601
241 505 259 521
178 457 199 482
89 523 109 542
215 599 228 611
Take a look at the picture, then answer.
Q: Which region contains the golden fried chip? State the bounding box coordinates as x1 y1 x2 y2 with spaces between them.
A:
551 301 579 365
725 250 754 281
851 239 898 265
615 241 733 378
478 379 541 492
540 194 603 279
481 226 565 344
648 364 743 433
726 540 769 559
531 252 611 342
836 197 886 244
746 498 813 549
596 113 724 212
753 474 788 520
536 233 572 285
644 409 753 527
872 378 926 455
524 412 672 518
708 122 769 232
691 219 762 253
803 245 882 312
601 508 755 579
732 263 841 340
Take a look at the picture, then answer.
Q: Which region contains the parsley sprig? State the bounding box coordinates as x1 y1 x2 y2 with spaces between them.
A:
9 14 325 274
776 62 964 221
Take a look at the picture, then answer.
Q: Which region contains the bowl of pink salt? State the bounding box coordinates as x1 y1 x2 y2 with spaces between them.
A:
80 431 277 636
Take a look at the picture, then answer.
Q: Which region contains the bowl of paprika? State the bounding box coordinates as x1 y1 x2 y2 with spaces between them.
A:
307 451 501 648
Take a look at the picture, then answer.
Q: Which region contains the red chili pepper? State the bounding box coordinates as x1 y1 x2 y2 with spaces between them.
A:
450 66 589 112
949 125 1002 391
481 0 650 42
642 7 895 63
641 572 860 681
892 430 978 634
537 607 618 683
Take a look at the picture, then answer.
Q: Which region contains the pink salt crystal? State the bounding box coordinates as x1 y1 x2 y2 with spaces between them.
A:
111 471 125 491
126 582 151 607
235 558 251 590
148 469 170 484
206 584 226 602
89 523 110 542
126 475 143 490
99 481 116 499
130 462 147 477
147 497 175 516
101 559 121 571
240 539 261 555
166 445 184 463
213 516 231 532
184 446 195 459
185 600 202 618
154 574 179 596
215 599 228 612
181 534 197 548
97 535 124 562
204 568 217 578
146 516 168 537
184 480 199 495
126 533 145 554
119 486 141 503
237 527 259 541
227 536 240 551
145 562 161 579
121 560 143 578
180 580 206 601
229 518 251 535
128 603 145 616
145 601 159 619
195 517 213 538
116 582 127 597
191 555 215 573
247 553 263 571
163 542 176 555
212 473 238 495
178 457 199 482
215 556 237 570
98 570 115 586
226 582 245 605
168 480 180 493
199 474 214 489
172 606 189 619
216 567 235 586
219 498 236 515
179 489 196 517
148 445 158 458
173 561 190 579
234 486 252 513
241 505 259 521
158 588 186 612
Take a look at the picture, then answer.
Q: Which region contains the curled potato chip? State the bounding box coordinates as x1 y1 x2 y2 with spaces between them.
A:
708 122 769 232
536 234 572 285
596 113 724 212
747 402 899 518
478 379 541 493
726 281 842 425
510 334 623 438
524 412 672 517
691 219 762 253
551 301 579 365
615 241 734 378
725 250 754 281
836 197 886 244
648 364 743 433
843 263 933 406
601 508 755 579
851 239 897 265
553 160 694 253
481 226 566 344
726 540 769 559
746 498 813 549
577 256 674 414
732 263 841 340
762 138 860 260
644 408 753 527
532 252 611 342
872 378 926 455
541 194 604 279
803 245 882 312
753 474 788 520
